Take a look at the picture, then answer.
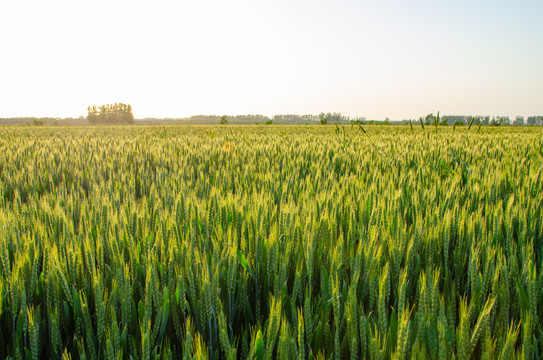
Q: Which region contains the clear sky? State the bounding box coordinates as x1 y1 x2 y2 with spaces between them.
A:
1 0 542 120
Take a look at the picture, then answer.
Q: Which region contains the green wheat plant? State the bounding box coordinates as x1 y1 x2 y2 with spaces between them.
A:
0 124 541 358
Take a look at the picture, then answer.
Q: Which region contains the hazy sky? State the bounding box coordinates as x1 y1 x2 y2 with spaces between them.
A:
1 0 542 120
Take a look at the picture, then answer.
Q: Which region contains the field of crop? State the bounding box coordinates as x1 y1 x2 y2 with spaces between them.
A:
0 125 542 359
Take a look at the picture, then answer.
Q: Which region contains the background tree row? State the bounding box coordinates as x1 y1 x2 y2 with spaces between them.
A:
87 103 134 125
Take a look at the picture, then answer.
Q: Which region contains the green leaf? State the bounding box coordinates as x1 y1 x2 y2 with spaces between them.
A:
314 321 324 351
72 288 81 318
255 330 264 360
322 267 331 302
16 311 25 340
36 272 44 297
175 284 181 305
516 279 529 315
24 348 31 360
120 325 127 349
138 300 144 324
237 248 255 280
159 289 170 341
388 309 398 355
64 301 70 325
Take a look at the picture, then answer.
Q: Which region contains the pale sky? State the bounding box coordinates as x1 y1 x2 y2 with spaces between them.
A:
1 0 542 120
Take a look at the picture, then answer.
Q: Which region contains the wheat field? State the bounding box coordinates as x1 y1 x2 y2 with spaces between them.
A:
0 125 542 359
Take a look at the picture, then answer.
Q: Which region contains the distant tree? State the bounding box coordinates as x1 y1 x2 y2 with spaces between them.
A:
513 116 525 126
498 116 510 125
526 116 543 126
444 115 467 125
424 113 434 125
32 119 45 126
440 118 448 126
352 116 366 123
219 115 228 125
87 106 99 124
273 114 309 124
384 117 390 125
87 103 134 125
331 112 343 123
320 117 328 125
490 117 500 126
318 112 327 123
265 120 273 125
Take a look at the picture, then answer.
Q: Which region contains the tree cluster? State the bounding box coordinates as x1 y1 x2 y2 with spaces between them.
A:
87 103 134 125
527 116 543 126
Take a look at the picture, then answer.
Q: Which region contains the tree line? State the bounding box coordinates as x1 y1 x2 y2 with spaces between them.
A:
87 103 134 125
189 113 367 124
444 115 539 126
2 111 543 126
428 114 543 126
193 113 543 126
